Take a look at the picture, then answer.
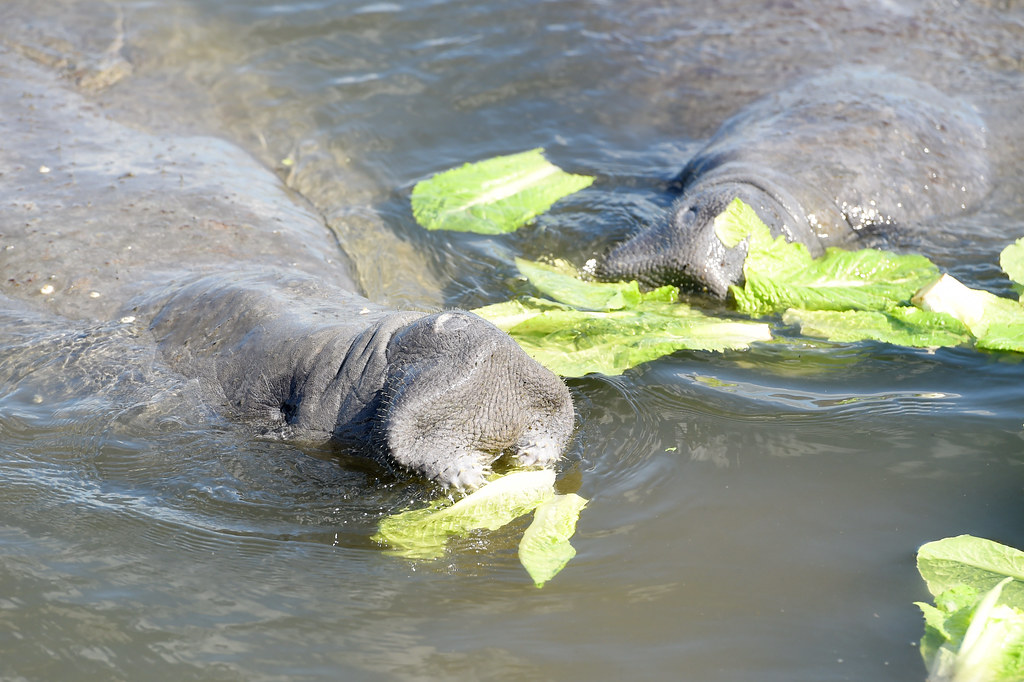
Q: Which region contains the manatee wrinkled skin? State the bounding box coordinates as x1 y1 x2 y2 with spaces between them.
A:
597 69 991 297
137 272 574 490
0 49 573 490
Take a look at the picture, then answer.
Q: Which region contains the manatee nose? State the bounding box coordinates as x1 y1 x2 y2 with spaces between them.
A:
596 212 747 298
380 311 574 489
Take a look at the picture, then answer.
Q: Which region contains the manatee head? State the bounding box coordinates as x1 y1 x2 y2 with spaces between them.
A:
595 182 806 298
378 310 574 490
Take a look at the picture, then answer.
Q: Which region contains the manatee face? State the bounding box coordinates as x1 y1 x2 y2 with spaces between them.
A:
596 189 745 297
596 183 795 298
379 311 574 490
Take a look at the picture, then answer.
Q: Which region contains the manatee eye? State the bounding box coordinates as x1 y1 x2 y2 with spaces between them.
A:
673 204 701 229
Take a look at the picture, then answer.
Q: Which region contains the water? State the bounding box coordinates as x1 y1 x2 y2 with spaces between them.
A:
2 0 1024 679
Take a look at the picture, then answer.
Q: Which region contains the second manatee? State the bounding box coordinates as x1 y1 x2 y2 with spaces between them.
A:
596 69 990 297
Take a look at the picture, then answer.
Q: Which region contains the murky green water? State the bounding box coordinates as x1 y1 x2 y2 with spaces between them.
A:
2 0 1024 680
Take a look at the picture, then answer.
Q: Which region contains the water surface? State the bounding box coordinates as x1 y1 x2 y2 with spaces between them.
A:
2 1 1024 680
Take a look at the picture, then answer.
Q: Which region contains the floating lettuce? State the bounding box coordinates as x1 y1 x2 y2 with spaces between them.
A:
513 258 677 310
781 307 971 348
715 198 940 316
714 197 1024 352
374 469 557 560
916 535 1024 681
914 274 1024 353
999 237 1024 295
519 493 588 588
411 148 594 234
373 469 587 587
473 259 772 377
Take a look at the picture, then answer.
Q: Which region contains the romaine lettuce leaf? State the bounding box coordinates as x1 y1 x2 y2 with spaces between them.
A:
411 148 593 234
714 196 814 283
912 274 1024 353
488 306 772 377
374 470 589 587
373 469 557 560
781 306 970 348
472 259 772 377
735 247 939 316
917 536 1024 682
513 258 676 310
1000 237 1024 291
714 197 940 315
518 493 589 588
918 535 1024 600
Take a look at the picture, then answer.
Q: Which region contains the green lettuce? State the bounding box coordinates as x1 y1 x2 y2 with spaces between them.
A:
373 469 557 560
373 470 588 586
715 197 1024 353
518 493 589 588
411 148 594 234
716 198 939 316
916 536 1024 681
1000 237 1024 293
513 258 677 310
781 307 970 348
912 274 1024 353
473 259 772 377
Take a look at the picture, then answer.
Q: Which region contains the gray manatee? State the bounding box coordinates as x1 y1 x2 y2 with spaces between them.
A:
0 50 573 490
596 69 991 297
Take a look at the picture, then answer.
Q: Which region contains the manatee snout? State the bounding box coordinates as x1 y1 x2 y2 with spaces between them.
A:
380 311 574 490
595 189 753 298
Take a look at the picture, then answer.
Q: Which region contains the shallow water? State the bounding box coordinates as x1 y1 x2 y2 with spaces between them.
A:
3 0 1024 680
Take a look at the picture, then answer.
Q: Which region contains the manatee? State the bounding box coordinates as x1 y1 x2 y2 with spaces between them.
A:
0 49 573 490
596 69 991 297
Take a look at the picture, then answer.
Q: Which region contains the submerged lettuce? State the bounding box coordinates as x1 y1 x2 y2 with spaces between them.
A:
473 259 772 377
916 536 1024 681
411 148 594 234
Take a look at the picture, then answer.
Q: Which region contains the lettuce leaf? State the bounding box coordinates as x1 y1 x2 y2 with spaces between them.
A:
734 247 940 316
513 258 676 310
373 469 589 587
518 493 589 588
918 536 1024 600
473 259 772 377
411 148 593 234
912 274 1024 353
373 469 557 560
715 196 814 283
486 306 773 377
781 306 970 348
916 536 1024 681
1000 237 1024 292
715 197 940 316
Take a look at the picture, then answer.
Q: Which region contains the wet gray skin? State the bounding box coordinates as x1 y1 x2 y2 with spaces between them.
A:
0 49 573 490
596 68 991 297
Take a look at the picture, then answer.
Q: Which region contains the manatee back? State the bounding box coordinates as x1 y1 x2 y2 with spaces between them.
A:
677 68 990 244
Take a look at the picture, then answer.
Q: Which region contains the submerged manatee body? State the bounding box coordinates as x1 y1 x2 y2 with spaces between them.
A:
597 69 991 296
0 50 573 490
